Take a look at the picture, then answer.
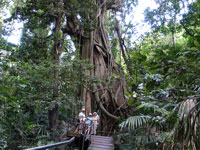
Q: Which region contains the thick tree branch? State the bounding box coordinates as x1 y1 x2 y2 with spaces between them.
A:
180 20 195 37
115 18 133 75
93 84 119 120
106 0 123 11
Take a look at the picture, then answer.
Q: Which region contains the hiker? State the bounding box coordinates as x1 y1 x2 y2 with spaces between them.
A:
78 108 86 134
85 113 93 135
92 112 100 135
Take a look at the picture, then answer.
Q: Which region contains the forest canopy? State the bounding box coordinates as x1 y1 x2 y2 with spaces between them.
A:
0 0 200 149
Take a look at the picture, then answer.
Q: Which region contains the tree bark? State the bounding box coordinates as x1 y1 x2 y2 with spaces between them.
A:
172 31 176 47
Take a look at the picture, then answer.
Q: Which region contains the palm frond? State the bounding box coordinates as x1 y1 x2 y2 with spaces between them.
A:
136 102 169 116
172 99 199 150
120 115 150 131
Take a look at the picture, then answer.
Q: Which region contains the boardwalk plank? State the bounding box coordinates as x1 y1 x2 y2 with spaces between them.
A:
88 135 114 150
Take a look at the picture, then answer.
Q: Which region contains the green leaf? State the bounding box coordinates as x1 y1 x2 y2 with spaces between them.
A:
191 47 197 50
194 40 200 48
111 73 120 78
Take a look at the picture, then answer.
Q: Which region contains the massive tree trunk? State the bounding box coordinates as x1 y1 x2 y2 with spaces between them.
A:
64 0 128 134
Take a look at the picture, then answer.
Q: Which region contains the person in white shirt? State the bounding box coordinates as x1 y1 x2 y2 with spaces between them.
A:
92 112 100 135
78 108 86 134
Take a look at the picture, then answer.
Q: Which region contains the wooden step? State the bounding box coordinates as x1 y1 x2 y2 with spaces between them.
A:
88 135 114 150
91 138 113 141
91 135 113 139
89 143 114 147
88 145 114 149
91 141 113 144
88 148 114 150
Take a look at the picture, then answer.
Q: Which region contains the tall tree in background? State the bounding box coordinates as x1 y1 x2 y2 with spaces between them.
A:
49 0 65 131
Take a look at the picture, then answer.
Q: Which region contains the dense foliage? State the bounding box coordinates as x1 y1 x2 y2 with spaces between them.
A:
118 0 200 149
0 0 199 149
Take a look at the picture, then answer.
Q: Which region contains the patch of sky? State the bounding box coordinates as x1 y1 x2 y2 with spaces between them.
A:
5 21 23 45
115 0 159 44
1 5 23 45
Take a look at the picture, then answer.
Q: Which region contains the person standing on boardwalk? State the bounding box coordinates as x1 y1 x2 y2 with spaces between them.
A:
92 112 100 135
85 113 93 135
78 108 86 134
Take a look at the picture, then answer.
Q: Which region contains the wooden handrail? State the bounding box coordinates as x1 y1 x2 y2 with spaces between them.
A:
26 119 96 150
26 137 75 150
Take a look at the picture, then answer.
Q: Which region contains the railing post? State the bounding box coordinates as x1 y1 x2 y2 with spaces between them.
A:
78 134 83 150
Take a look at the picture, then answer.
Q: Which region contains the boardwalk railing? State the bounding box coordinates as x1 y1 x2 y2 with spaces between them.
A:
25 137 75 150
81 122 94 150
26 119 98 150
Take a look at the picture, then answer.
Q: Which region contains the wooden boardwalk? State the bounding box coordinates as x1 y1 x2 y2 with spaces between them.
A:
88 135 114 150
